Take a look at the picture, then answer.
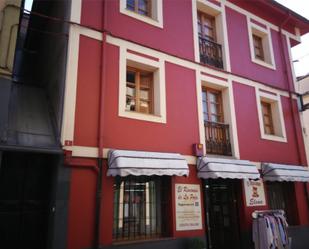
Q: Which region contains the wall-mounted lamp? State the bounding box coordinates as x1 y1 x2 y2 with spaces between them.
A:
193 143 204 157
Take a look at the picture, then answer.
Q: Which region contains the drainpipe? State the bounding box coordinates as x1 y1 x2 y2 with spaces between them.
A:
278 12 303 164
94 0 108 248
278 12 309 215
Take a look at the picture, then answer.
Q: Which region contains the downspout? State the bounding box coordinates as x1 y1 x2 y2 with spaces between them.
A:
94 0 108 248
279 12 303 164
278 12 309 216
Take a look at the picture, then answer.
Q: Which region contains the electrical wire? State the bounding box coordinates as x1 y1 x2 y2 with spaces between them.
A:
21 7 110 34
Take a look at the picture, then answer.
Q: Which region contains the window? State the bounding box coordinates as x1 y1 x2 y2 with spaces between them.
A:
202 88 223 123
197 11 223 69
266 182 298 225
261 101 274 135
118 50 166 123
201 87 231 156
253 34 264 61
113 176 170 241
198 12 216 42
119 0 163 28
126 0 151 17
256 89 287 142
126 67 153 114
194 1 227 69
248 20 275 69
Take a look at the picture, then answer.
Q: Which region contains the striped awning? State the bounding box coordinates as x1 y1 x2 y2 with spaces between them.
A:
262 163 309 182
107 149 189 177
197 157 260 179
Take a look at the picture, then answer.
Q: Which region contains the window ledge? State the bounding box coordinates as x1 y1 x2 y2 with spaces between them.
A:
252 58 276 70
119 110 166 123
261 134 287 143
120 8 163 29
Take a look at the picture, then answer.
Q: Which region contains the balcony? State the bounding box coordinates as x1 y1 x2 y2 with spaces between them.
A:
199 36 223 69
204 121 232 156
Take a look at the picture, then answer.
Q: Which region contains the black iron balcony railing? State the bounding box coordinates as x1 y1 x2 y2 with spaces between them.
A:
204 121 232 156
199 36 223 69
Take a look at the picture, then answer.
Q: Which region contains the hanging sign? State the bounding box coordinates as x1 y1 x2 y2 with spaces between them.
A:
244 179 266 207
175 184 202 231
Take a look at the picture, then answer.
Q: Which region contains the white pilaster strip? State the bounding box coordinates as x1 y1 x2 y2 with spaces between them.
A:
61 25 80 144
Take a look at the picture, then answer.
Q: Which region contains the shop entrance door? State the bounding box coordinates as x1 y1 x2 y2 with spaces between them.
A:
0 152 54 249
205 179 241 249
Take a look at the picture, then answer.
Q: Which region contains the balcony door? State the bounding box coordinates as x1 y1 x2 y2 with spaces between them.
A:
197 12 223 68
198 12 216 42
202 88 231 155
202 88 223 123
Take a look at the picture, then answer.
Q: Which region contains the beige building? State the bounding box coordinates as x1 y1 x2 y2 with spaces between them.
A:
298 74 309 165
0 0 21 76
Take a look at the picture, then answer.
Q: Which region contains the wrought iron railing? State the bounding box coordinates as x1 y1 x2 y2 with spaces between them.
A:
204 121 232 156
199 36 223 69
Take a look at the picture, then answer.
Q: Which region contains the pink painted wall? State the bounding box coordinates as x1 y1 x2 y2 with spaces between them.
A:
73 41 200 155
101 44 200 155
81 0 103 30
67 163 97 249
80 1 298 93
226 7 293 91
71 1 309 242
74 36 101 147
82 0 195 61
228 0 296 34
232 81 306 165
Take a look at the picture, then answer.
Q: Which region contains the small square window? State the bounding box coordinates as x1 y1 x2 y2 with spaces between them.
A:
118 50 166 123
126 0 151 17
120 0 163 28
253 34 264 61
248 21 275 69
126 67 154 114
256 90 287 142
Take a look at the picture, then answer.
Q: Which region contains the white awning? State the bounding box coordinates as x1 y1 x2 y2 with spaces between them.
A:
262 163 309 182
107 149 189 177
197 157 260 179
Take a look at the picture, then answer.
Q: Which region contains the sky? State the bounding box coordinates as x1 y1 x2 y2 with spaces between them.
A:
24 0 33 11
275 0 309 77
23 0 308 76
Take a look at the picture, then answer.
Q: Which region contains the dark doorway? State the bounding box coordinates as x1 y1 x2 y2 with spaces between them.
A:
204 179 241 249
266 181 298 225
0 152 54 249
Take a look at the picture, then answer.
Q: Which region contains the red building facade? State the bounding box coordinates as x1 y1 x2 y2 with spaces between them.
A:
61 1 309 249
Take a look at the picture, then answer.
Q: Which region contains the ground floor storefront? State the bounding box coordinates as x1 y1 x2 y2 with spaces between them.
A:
64 149 309 249
0 151 70 249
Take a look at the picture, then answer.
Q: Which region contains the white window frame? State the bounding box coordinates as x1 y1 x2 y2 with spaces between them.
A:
255 89 287 143
196 72 240 158
192 0 231 71
247 19 276 70
118 47 166 123
119 0 163 28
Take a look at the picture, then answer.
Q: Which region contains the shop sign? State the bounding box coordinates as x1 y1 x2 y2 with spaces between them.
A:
175 184 202 231
244 179 266 207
